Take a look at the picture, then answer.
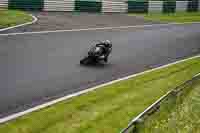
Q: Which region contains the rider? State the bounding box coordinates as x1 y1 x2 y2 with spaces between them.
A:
96 40 112 62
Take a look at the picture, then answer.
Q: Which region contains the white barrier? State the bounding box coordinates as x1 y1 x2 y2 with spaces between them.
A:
148 1 163 13
44 0 74 11
199 0 200 11
102 1 127 13
0 0 8 8
176 1 188 12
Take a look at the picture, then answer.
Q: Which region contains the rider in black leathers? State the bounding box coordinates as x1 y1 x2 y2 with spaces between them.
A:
95 40 112 62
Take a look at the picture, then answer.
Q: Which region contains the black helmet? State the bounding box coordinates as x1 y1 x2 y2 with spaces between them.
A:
104 40 112 48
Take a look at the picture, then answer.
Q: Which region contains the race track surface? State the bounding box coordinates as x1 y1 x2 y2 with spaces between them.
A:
0 24 200 117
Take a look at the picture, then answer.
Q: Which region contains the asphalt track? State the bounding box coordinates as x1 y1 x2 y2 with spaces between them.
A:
0 23 200 118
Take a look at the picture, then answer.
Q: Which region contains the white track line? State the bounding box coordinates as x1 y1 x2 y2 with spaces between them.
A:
0 55 199 124
0 22 200 36
0 14 38 32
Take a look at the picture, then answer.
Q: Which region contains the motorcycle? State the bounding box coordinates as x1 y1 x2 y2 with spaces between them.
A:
80 44 112 65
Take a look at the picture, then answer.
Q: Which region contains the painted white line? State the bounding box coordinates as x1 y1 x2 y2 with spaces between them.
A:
170 22 200 25
0 23 172 36
0 14 38 32
0 54 200 124
0 22 200 36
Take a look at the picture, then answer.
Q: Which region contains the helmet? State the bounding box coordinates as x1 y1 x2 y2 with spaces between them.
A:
104 40 112 48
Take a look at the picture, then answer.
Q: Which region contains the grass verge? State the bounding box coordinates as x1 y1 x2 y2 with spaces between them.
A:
130 12 200 23
138 75 200 133
0 56 200 133
0 9 33 29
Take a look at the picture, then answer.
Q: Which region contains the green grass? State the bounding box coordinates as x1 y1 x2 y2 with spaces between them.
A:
0 56 200 133
0 9 33 29
138 75 200 133
130 12 200 23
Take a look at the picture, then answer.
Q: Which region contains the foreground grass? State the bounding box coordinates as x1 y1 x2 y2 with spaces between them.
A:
0 9 33 29
0 56 200 133
131 12 200 23
139 75 200 133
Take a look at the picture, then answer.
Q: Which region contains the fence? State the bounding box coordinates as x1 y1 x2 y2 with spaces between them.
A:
44 0 74 11
148 1 163 13
0 0 8 8
102 1 127 13
176 1 188 12
1 0 200 13
120 73 200 133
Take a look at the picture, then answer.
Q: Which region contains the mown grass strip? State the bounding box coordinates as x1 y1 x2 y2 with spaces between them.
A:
129 12 200 23
0 9 33 29
0 56 200 133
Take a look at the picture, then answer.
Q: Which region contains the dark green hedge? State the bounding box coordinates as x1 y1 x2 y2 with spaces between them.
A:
75 0 102 12
8 0 44 10
187 0 199 12
127 1 149 13
163 1 176 13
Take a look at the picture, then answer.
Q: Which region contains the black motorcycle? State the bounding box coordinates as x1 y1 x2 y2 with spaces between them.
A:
80 44 112 65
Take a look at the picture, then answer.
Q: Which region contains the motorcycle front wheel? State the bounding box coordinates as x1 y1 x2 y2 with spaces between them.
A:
80 57 91 65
